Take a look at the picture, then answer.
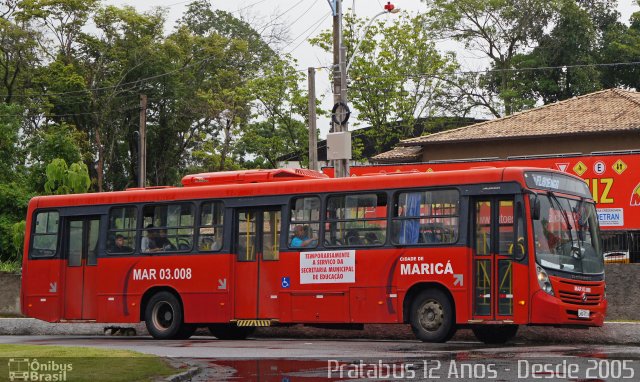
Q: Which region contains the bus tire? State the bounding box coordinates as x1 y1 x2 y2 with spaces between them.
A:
472 325 518 344
409 289 456 343
208 324 255 340
144 291 185 340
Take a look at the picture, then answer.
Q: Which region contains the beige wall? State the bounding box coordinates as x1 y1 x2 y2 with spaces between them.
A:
420 132 640 162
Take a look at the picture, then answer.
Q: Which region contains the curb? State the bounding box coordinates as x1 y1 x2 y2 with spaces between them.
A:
165 366 201 382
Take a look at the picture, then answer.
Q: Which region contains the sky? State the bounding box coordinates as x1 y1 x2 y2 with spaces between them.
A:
107 0 640 138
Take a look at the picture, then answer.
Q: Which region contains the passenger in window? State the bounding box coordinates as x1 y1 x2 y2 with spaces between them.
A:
364 232 380 245
155 229 174 251
142 225 159 252
290 225 316 248
111 234 133 253
346 230 362 245
200 237 216 251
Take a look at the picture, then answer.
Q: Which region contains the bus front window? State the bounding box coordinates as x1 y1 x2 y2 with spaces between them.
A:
532 194 604 275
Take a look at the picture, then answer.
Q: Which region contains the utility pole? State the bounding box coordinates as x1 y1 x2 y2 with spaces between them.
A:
139 94 147 188
330 0 350 178
308 67 318 171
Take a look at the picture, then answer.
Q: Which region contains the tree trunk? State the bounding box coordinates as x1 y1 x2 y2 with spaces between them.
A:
218 119 232 172
96 128 104 192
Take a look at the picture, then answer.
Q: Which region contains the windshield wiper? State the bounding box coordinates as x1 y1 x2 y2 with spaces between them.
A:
547 191 578 257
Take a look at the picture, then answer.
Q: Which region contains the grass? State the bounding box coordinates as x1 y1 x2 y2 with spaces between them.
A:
0 344 178 381
0 261 21 273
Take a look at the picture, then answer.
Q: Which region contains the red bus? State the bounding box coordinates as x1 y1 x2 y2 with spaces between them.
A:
324 150 640 263
21 167 606 343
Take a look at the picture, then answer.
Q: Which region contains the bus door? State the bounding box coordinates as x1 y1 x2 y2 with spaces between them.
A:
234 207 282 319
63 216 100 320
472 197 526 321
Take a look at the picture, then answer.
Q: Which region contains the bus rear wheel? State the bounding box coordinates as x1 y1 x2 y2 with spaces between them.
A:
472 325 518 344
145 291 188 340
409 289 456 343
208 324 255 340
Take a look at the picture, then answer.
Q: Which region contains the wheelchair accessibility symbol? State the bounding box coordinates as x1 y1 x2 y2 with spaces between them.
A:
281 277 290 288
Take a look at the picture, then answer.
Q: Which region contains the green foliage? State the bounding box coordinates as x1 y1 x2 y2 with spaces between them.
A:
11 220 26 262
0 104 22 182
0 182 32 263
237 58 311 168
600 8 640 89
423 0 558 116
27 123 88 192
311 13 459 157
44 158 91 195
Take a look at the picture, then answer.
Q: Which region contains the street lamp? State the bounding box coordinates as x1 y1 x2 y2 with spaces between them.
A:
347 2 401 72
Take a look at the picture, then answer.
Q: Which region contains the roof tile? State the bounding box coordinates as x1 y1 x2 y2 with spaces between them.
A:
399 89 640 146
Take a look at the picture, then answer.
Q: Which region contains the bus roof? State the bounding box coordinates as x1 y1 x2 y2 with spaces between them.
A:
30 167 570 209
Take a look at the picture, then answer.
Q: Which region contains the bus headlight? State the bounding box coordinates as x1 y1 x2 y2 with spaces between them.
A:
537 266 555 296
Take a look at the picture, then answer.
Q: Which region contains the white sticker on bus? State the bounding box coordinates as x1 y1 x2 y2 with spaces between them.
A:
597 208 623 227
300 250 355 284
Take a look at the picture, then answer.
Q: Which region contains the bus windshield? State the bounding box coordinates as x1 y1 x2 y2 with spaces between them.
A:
532 193 604 275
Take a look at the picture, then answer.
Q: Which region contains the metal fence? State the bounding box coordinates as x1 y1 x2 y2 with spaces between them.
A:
601 231 640 263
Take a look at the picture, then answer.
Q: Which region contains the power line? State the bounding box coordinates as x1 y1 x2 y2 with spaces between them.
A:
0 105 140 119
4 60 640 100
285 0 320 33
286 10 332 54
352 61 640 82
258 0 306 35
234 0 270 15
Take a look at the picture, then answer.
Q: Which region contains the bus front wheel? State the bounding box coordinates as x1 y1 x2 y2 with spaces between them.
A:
472 325 518 344
409 289 456 343
145 291 189 340
208 324 255 340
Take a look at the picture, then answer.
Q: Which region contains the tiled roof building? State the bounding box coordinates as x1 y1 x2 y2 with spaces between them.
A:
373 89 640 163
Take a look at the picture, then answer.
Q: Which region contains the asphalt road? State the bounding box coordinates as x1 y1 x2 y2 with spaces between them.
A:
2 336 640 381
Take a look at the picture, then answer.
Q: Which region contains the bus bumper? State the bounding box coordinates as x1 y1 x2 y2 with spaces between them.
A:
530 290 607 326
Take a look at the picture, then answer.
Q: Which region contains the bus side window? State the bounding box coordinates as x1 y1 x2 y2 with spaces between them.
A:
325 193 387 247
31 211 59 258
288 196 320 249
107 207 137 254
392 190 459 246
142 204 194 253
199 201 224 252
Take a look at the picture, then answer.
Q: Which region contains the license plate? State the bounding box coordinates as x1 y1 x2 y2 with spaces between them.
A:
578 309 590 318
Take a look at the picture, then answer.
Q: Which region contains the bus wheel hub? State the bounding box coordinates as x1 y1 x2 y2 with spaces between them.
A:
419 300 443 330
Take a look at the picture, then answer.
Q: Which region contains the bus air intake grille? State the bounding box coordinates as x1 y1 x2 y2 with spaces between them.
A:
558 291 601 306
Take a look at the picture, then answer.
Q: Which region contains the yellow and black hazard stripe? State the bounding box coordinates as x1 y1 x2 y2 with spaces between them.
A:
233 319 272 327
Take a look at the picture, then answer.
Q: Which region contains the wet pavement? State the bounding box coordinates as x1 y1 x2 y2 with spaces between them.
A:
1 336 640 381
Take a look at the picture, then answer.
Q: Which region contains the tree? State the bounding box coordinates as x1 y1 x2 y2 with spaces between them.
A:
238 58 310 168
0 103 30 263
0 104 22 182
508 0 604 105
17 0 100 63
311 13 459 155
43 158 91 195
600 5 640 89
422 0 557 116
0 15 38 104
27 123 88 193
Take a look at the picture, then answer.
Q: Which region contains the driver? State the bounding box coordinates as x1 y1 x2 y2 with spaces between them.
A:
541 219 561 251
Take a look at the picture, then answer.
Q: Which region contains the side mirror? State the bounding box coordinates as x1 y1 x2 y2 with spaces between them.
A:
531 195 541 221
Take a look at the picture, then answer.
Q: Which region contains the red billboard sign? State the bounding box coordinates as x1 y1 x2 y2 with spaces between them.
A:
323 152 640 230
